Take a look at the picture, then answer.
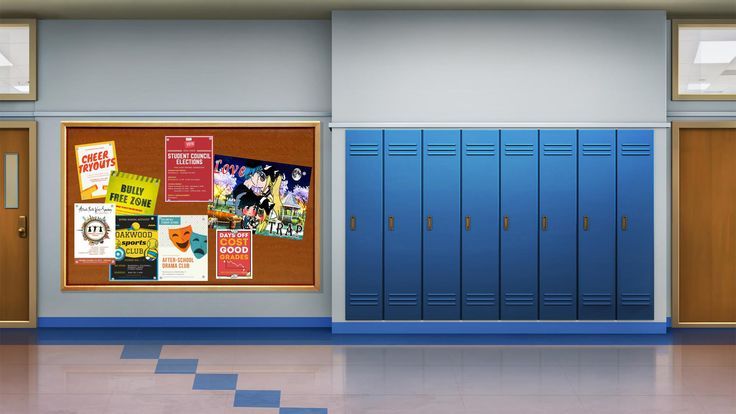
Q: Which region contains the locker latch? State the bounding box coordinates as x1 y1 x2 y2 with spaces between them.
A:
621 216 628 231
350 216 356 231
542 215 548 231
388 216 395 231
583 216 589 231
503 216 509 231
465 216 471 231
427 216 433 231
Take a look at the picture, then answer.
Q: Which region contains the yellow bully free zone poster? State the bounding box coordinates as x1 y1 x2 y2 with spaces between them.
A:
105 171 160 215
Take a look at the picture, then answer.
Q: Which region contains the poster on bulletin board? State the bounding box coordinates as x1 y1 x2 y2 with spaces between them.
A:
61 121 321 291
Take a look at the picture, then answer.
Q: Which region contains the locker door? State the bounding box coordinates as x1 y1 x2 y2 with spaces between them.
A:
578 130 616 320
539 130 578 320
461 130 500 320
345 130 383 320
500 130 539 320
384 130 423 320
617 130 654 320
423 130 461 320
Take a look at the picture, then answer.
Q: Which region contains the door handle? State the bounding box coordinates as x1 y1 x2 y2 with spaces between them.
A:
18 215 27 238
583 216 589 231
388 216 395 231
621 215 628 231
542 215 548 231
427 216 433 231
503 216 509 231
350 216 356 231
465 216 471 231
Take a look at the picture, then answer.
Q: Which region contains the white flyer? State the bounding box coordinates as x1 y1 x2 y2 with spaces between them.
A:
74 203 116 264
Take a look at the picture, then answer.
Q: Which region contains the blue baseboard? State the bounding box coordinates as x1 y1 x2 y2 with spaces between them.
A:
331 321 668 335
38 317 332 328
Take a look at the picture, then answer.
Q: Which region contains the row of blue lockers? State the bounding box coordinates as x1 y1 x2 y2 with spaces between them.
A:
345 129 654 321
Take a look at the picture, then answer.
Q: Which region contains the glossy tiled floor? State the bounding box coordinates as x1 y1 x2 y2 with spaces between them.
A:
2 333 736 413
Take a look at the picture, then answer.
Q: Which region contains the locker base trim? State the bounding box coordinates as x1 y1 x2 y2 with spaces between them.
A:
331 321 667 334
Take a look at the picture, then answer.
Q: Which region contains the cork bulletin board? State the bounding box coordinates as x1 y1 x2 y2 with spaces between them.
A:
61 122 320 291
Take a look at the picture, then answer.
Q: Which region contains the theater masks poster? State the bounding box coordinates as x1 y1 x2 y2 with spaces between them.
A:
157 215 208 281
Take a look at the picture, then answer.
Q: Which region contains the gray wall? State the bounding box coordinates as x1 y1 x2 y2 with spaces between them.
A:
1 20 333 317
332 11 667 123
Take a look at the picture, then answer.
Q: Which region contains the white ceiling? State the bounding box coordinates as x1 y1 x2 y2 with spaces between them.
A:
0 0 734 19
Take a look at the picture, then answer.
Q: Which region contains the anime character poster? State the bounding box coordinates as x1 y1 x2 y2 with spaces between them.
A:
74 141 117 200
207 155 311 240
73 203 116 265
110 215 158 281
157 215 208 281
215 230 252 279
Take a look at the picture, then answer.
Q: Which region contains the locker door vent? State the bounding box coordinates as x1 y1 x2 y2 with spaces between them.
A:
503 143 534 156
504 293 535 306
388 293 418 306
426 293 458 306
387 143 418 156
465 293 496 306
581 293 612 306
581 144 612 156
620 293 652 306
543 143 574 156
349 293 379 306
464 143 496 156
543 293 574 306
349 143 380 156
426 143 457 156
620 144 652 157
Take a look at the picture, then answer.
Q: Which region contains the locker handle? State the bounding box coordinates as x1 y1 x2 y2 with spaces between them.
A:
388 216 395 231
542 215 548 231
503 216 509 231
622 215 628 231
465 216 471 231
427 216 433 231
350 216 356 231
583 216 589 231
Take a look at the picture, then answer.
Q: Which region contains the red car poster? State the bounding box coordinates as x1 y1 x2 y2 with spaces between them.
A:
164 136 214 202
215 230 253 279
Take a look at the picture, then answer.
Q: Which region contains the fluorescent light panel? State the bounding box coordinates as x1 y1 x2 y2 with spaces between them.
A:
694 41 736 64
0 51 12 67
687 82 711 91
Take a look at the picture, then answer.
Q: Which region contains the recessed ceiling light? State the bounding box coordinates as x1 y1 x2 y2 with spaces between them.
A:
694 41 736 64
13 85 29 93
0 52 12 67
687 82 711 91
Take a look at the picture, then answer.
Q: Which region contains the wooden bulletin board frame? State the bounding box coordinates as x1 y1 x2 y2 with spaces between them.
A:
60 121 321 291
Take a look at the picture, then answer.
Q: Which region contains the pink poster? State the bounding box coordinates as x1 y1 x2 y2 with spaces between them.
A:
164 136 214 202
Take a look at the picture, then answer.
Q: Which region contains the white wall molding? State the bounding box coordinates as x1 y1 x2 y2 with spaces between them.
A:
0 111 331 118
667 111 736 118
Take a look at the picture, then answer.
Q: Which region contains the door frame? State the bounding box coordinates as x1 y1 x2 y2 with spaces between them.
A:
672 121 736 327
0 120 37 328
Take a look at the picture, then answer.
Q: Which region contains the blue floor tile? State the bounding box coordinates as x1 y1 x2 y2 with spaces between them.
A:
234 390 281 408
155 359 198 374
280 408 328 414
120 344 162 359
193 373 238 390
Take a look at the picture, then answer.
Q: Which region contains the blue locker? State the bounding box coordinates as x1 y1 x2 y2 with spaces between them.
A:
384 130 423 320
539 130 578 320
500 130 539 320
617 130 654 320
345 130 383 320
578 130 617 320
461 130 500 320
423 130 461 320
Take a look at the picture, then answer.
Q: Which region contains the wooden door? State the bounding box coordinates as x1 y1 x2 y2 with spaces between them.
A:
0 123 35 327
676 124 736 325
